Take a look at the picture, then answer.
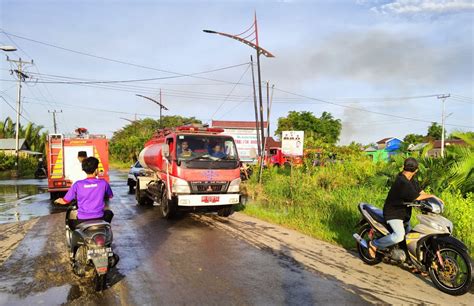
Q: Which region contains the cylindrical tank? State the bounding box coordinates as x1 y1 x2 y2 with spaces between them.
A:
138 141 164 172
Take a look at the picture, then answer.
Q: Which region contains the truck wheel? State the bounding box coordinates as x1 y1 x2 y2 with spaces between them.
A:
136 179 153 206
217 206 234 217
160 188 177 219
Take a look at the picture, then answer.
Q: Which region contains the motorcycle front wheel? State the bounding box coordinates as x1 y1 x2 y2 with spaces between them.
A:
429 245 473 296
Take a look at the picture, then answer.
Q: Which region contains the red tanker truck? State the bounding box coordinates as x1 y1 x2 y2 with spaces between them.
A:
136 125 242 218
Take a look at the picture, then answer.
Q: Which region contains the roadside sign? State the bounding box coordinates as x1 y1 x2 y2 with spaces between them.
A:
282 131 304 156
223 128 258 162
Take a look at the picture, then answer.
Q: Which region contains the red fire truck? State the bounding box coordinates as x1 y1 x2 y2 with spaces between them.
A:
46 128 110 199
136 125 241 218
265 147 303 167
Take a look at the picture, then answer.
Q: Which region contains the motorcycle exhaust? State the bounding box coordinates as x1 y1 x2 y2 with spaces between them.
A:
353 233 368 249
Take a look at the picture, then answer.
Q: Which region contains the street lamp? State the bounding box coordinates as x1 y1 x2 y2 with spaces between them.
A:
203 12 274 157
0 45 17 52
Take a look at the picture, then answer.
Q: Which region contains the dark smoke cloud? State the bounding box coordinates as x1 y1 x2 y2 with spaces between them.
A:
266 29 473 87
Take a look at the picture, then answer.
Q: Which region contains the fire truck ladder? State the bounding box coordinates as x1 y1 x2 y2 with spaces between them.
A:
49 134 64 179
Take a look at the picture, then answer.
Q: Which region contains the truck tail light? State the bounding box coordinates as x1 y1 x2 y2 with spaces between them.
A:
53 181 67 187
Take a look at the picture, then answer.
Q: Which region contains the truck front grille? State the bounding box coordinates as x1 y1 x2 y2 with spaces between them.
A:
190 181 229 194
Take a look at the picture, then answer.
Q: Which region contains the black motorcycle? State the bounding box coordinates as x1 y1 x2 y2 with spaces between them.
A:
65 206 119 291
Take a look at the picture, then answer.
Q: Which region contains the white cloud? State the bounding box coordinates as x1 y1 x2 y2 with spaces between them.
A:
371 0 474 15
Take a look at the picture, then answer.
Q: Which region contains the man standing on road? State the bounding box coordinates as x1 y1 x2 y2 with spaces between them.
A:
68 151 88 183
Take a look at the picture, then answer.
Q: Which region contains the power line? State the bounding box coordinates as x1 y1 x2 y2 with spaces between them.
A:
29 63 251 84
211 63 251 119
3 31 73 133
273 87 474 129
0 95 32 123
22 98 162 118
0 30 254 86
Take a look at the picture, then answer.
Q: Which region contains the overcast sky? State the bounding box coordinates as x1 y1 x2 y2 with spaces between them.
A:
1 0 473 144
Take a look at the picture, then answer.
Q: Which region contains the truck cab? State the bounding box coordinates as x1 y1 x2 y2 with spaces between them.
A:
136 125 241 218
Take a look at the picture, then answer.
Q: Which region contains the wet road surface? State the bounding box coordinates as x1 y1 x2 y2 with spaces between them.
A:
0 171 367 305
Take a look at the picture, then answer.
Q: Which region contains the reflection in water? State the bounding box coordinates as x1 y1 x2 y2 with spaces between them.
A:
0 184 43 203
0 178 66 224
0 171 125 224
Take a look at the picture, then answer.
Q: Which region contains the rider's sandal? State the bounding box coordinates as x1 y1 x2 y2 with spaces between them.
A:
411 267 429 277
368 241 377 259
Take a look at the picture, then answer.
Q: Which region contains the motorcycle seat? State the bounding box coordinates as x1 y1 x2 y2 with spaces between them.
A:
76 220 110 231
361 203 388 226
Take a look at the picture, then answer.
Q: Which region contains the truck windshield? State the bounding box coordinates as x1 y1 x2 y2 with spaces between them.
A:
176 135 239 169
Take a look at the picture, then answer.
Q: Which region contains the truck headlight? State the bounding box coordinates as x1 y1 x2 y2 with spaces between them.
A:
172 177 190 194
228 178 241 193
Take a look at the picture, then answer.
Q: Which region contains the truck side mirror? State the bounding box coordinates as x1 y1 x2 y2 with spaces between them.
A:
249 148 257 159
162 144 170 158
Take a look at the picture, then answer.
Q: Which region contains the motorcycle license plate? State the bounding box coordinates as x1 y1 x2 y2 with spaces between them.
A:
88 248 111 256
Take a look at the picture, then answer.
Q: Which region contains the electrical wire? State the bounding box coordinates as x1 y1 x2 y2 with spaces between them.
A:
0 95 32 123
211 63 251 118
273 87 474 129
0 30 255 86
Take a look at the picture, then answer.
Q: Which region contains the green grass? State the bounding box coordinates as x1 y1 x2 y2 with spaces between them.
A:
109 158 133 171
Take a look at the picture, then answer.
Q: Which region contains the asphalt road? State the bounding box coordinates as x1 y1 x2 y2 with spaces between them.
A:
0 172 367 305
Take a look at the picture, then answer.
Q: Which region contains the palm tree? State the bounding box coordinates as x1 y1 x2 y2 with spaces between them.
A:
1 116 48 154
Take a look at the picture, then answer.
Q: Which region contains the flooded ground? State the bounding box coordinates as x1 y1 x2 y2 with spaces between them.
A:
0 178 55 224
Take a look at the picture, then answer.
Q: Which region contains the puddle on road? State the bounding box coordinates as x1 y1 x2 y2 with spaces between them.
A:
0 170 129 224
0 178 65 224
0 284 72 306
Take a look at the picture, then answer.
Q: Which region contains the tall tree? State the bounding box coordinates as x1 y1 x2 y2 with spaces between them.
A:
427 122 444 140
275 111 342 145
403 133 425 145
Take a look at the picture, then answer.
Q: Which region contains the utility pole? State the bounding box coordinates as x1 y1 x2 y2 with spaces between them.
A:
136 93 168 128
48 110 62 133
7 56 34 171
250 56 261 158
437 94 450 158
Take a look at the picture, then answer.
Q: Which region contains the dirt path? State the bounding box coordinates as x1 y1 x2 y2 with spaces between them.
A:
195 212 473 305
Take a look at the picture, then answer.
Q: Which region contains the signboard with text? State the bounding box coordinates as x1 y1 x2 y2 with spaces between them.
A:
281 131 304 156
223 129 258 162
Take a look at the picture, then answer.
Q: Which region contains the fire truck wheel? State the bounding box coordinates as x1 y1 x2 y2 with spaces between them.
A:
217 206 234 217
136 180 153 206
160 188 177 219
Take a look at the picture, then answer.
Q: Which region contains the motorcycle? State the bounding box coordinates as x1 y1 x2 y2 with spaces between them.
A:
353 198 472 296
65 205 119 291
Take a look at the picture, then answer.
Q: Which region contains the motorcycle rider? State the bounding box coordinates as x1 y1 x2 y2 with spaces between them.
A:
54 156 114 229
368 157 440 259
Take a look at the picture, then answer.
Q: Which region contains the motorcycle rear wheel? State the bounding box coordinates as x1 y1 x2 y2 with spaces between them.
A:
94 272 107 291
428 245 472 296
357 223 383 265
